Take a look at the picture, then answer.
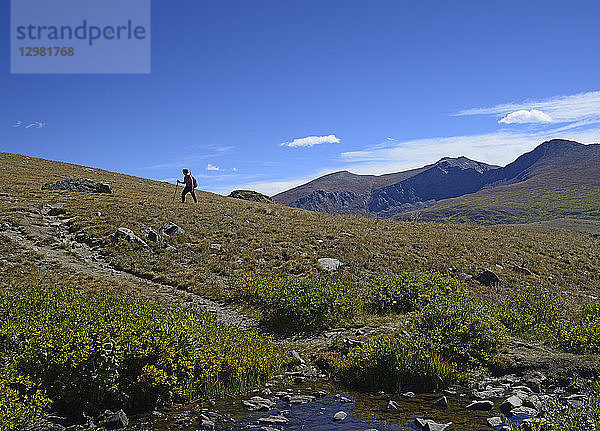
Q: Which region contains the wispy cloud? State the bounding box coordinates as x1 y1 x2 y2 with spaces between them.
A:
280 134 340 148
206 163 220 171
499 109 552 124
457 90 600 124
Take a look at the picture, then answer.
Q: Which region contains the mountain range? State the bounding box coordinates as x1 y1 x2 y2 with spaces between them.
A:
273 139 600 224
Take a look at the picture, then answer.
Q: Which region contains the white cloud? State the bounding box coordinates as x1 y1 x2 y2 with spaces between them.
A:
232 167 238 172
280 134 340 148
499 109 552 124
457 90 600 124
206 163 220 171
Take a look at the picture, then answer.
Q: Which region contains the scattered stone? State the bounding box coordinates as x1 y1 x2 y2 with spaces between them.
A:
333 411 347 422
387 400 400 410
258 415 288 425
42 178 112 194
466 400 494 411
317 257 343 272
313 390 328 398
474 269 500 286
340 396 353 404
159 221 184 236
510 406 538 417
433 396 448 409
262 388 272 396
286 394 315 404
96 409 129 430
514 265 533 275
228 190 275 203
113 227 148 248
140 226 162 242
487 417 504 428
199 417 215 429
500 395 523 413
402 392 416 398
210 243 222 251
415 418 452 431
242 396 276 411
41 203 65 216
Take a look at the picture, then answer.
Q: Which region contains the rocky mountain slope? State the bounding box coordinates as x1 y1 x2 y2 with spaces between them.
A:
273 139 600 223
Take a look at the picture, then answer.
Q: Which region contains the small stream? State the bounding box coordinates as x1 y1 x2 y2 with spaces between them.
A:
129 379 531 431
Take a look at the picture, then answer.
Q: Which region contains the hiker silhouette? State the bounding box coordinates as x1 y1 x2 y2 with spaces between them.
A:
177 169 197 203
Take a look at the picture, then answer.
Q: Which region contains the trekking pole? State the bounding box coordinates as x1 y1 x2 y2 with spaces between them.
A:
172 182 178 204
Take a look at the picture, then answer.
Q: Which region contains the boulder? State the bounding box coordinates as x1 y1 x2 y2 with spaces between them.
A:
500 395 523 413
113 227 148 248
96 409 128 430
333 411 347 421
466 400 494 411
487 417 504 428
140 226 162 242
415 418 452 431
317 257 343 272
474 269 500 286
42 179 112 194
433 396 448 409
159 222 184 236
41 203 66 216
241 396 275 411
228 190 275 204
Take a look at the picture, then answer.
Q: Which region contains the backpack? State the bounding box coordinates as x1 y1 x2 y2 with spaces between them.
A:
192 176 197 189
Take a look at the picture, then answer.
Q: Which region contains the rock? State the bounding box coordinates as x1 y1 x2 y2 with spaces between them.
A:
525 378 542 393
159 222 184 236
466 400 494 411
510 406 538 417
317 257 343 272
199 417 215 429
474 269 500 286
42 178 112 194
415 418 452 431
500 395 522 413
433 396 448 409
340 396 353 404
487 417 504 428
523 395 542 411
333 411 347 421
473 388 505 399
41 203 66 216
313 390 328 398
113 227 148 248
291 349 305 365
140 226 162 242
402 391 416 398
228 190 275 203
285 394 315 404
210 243 222 251
514 265 533 276
387 400 400 409
242 396 275 411
96 409 129 429
258 415 289 424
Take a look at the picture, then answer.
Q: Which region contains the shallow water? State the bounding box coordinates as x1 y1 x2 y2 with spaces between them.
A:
129 379 530 431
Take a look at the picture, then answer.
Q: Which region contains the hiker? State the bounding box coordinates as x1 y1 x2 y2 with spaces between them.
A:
177 168 197 203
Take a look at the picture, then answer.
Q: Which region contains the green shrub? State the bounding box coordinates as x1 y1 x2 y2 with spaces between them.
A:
557 302 600 354
367 272 464 314
332 334 461 392
414 291 505 365
0 285 286 422
231 275 361 332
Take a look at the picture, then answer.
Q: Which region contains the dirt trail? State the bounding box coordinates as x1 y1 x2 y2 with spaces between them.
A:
0 210 261 331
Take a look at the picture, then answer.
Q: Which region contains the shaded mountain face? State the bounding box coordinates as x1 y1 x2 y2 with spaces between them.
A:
403 139 600 224
273 139 600 223
273 156 499 217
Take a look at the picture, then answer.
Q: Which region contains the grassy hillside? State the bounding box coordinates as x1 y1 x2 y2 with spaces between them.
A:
2 152 600 428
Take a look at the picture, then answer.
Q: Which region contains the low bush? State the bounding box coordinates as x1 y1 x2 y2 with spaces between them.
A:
0 285 286 427
333 334 462 392
367 271 463 314
557 302 600 354
414 291 505 365
231 274 361 332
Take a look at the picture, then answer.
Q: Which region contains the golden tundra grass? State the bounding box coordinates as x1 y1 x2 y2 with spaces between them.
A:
1 152 599 303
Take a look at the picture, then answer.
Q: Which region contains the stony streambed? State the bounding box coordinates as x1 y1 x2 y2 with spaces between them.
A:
127 377 550 431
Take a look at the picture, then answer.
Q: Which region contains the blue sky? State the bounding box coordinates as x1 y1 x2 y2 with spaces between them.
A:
2 0 600 195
